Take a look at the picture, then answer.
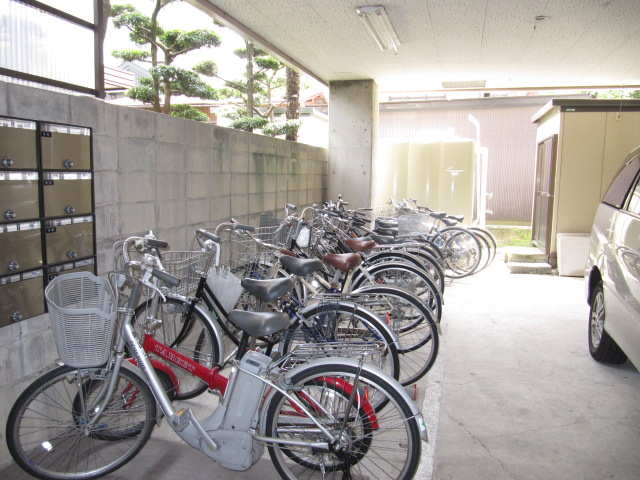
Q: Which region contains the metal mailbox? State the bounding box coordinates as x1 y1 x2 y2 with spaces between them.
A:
45 258 95 282
0 221 42 274
42 171 92 217
0 270 45 327
0 171 40 223
40 123 91 171
0 118 38 170
44 216 94 264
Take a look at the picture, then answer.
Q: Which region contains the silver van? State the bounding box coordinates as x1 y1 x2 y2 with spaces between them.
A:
585 146 640 370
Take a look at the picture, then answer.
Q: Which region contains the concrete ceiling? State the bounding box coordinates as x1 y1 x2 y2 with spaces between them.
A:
187 0 640 95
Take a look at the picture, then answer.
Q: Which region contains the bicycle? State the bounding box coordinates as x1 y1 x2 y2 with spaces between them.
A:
221 221 440 386
6 256 427 480
126 228 403 394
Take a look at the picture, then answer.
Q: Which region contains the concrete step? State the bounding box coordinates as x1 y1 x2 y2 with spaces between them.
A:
503 246 549 264
507 261 553 274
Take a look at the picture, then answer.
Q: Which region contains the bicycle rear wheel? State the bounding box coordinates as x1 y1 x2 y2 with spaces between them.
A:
265 362 422 480
352 262 443 322
438 227 483 278
351 284 439 385
279 301 400 383
6 365 156 480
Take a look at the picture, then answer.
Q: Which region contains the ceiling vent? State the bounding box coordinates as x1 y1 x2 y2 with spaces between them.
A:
442 80 486 89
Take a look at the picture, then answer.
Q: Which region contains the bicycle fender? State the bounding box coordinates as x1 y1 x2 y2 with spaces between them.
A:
278 356 428 441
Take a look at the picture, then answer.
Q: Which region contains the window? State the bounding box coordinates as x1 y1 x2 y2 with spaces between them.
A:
603 156 640 209
0 0 104 97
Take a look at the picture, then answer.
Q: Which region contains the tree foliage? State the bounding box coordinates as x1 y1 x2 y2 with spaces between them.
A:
110 1 222 119
214 41 287 131
588 90 640 99
170 104 208 121
262 119 302 138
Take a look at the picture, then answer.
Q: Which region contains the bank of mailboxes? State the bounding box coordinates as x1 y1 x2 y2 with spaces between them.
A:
0 117 95 327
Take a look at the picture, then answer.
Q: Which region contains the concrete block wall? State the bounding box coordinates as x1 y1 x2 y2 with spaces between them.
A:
0 80 327 467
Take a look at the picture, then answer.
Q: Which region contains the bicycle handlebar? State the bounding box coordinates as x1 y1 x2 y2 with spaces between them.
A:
151 268 180 287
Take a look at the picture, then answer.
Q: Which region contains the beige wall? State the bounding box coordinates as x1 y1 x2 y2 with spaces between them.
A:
535 108 640 255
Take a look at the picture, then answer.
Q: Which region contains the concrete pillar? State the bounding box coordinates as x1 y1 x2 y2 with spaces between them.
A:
328 80 378 208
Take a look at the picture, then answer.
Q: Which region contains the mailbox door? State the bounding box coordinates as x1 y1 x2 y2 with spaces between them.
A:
0 121 38 170
45 217 94 264
0 271 45 326
0 222 42 274
0 172 40 223
40 128 91 171
42 172 92 217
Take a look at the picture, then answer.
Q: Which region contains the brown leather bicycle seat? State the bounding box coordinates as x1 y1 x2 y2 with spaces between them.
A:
344 238 377 252
323 253 362 273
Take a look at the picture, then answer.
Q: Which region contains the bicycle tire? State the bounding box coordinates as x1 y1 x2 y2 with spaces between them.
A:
6 365 156 480
133 297 223 400
351 284 439 385
467 227 492 272
468 226 497 270
365 249 445 293
438 227 483 278
351 261 443 322
279 301 400 384
265 361 422 480
394 245 446 293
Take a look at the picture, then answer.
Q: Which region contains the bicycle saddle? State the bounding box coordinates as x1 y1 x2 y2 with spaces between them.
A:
227 310 291 337
375 227 398 237
448 214 464 223
375 218 398 229
323 253 362 272
280 255 323 276
441 217 458 227
344 237 376 253
370 234 395 245
241 277 294 303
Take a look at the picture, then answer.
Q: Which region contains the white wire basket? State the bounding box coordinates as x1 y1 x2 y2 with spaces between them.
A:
158 250 210 296
45 272 117 368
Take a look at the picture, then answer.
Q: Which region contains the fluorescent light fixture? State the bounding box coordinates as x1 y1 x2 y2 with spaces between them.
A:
356 6 400 53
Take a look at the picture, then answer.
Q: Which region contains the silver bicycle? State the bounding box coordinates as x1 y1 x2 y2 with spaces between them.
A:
6 250 427 480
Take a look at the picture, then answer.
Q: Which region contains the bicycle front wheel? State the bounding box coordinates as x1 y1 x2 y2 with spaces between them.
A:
6 365 156 480
265 362 422 480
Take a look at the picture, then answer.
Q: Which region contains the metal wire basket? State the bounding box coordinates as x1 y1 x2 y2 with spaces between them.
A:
218 230 282 280
45 272 117 368
158 250 211 296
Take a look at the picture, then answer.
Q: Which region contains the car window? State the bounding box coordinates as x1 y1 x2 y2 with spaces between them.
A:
603 156 640 209
627 179 640 215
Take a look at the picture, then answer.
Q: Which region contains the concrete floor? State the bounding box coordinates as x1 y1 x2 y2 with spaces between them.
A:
3 258 639 479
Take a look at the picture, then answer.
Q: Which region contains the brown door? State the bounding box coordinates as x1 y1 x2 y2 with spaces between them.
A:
532 135 557 253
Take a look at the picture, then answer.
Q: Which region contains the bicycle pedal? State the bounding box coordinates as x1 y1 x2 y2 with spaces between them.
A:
170 408 191 432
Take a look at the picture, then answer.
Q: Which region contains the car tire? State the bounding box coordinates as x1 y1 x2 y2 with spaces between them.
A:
589 282 628 364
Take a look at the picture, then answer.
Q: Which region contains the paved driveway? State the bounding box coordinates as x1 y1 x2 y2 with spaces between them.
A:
428 259 640 480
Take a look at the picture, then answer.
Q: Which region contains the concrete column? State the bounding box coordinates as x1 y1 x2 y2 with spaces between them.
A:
328 80 378 208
